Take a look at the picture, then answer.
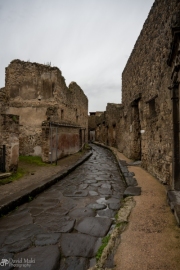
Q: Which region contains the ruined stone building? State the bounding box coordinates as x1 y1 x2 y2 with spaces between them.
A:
0 85 19 172
89 0 180 190
0 59 88 171
88 111 105 143
88 112 97 142
89 104 122 147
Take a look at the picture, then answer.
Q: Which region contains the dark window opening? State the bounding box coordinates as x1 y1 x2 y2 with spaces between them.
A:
61 109 64 120
52 83 55 94
149 99 156 117
146 95 158 118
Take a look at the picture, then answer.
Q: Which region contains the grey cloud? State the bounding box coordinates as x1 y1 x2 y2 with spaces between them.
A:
0 0 154 112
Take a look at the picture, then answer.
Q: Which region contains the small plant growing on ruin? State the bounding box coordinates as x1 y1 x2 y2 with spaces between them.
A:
12 115 18 123
115 220 128 229
28 196 33 202
0 168 25 185
19 156 48 166
84 143 91 150
96 234 111 261
45 62 51 66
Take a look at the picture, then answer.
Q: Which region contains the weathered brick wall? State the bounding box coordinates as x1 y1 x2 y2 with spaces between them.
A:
88 115 95 129
0 87 7 114
95 112 107 144
88 112 104 141
0 114 19 171
88 105 122 147
88 113 96 141
41 122 83 162
4 59 88 158
119 0 180 185
105 103 122 147
68 82 88 142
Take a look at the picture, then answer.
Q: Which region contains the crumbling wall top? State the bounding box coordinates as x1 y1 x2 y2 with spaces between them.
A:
9 59 60 73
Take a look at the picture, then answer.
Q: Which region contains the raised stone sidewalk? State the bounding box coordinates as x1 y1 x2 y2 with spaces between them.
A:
0 151 92 216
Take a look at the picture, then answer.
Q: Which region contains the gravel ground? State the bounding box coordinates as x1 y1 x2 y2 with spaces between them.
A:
113 154 180 270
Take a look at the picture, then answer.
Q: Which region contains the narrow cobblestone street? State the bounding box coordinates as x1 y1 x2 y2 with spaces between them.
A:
0 144 125 270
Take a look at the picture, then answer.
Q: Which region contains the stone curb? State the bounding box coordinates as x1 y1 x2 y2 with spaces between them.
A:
89 143 141 269
167 190 180 226
0 150 93 217
88 196 136 270
92 142 141 197
91 142 126 182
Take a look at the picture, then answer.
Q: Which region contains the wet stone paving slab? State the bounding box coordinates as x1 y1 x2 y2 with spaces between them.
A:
0 144 126 270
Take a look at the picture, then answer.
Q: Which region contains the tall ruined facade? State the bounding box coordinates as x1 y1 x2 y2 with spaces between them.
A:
118 0 180 189
0 86 19 172
2 59 88 166
118 0 180 187
89 0 180 190
167 11 180 190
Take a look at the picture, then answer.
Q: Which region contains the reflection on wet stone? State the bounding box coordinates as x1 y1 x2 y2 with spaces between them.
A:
60 233 99 257
35 233 61 246
75 217 113 237
0 210 33 231
63 189 88 197
35 215 75 233
97 209 116 218
89 191 99 196
69 206 95 217
108 202 121 210
87 203 107 210
0 238 32 253
79 184 88 189
29 208 45 217
14 245 60 270
98 187 113 195
5 224 44 245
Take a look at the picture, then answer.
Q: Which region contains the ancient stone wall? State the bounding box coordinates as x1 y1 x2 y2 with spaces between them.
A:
88 113 96 129
119 0 180 186
88 105 122 147
166 12 180 190
4 59 88 159
41 122 84 162
68 82 88 142
0 114 19 171
105 103 122 147
0 87 7 114
88 113 96 141
95 112 106 144
88 112 104 142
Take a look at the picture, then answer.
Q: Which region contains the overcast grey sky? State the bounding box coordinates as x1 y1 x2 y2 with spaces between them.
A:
0 0 154 112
